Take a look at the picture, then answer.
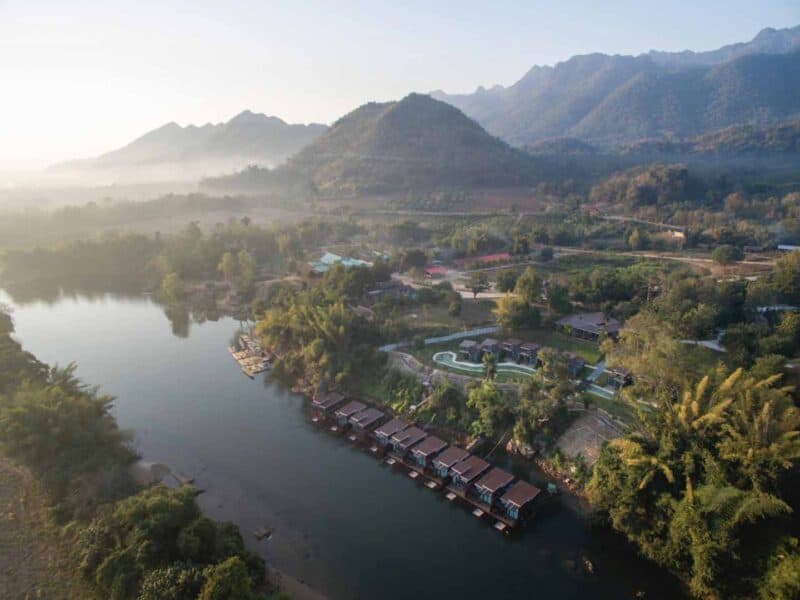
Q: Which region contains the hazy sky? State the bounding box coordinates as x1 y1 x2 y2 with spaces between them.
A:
1 0 798 169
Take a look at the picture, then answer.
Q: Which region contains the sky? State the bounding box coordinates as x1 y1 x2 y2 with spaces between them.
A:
0 0 798 170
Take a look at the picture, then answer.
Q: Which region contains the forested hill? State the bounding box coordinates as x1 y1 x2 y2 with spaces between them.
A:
203 93 551 194
431 26 800 147
50 110 328 181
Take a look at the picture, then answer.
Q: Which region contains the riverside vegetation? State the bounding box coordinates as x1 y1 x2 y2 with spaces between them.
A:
0 307 287 600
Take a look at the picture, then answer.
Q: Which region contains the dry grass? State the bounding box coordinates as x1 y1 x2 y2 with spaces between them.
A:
0 459 96 600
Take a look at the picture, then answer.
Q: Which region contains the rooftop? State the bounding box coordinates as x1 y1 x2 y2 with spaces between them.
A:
556 312 622 335
450 455 490 482
459 339 478 348
350 407 384 428
335 400 367 418
500 480 542 508
480 338 499 348
474 467 515 494
502 338 523 347
312 391 345 410
374 418 409 438
391 426 427 449
411 436 447 458
432 446 470 469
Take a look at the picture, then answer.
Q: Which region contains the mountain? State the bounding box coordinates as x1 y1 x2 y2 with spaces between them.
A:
431 26 800 147
647 25 800 68
51 111 327 183
204 94 549 194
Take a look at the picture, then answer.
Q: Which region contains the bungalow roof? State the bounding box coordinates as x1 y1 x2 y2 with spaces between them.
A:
411 436 447 458
500 480 542 508
349 407 384 428
335 400 366 419
556 312 622 335
312 391 345 410
432 447 469 469
374 418 409 438
474 468 514 495
390 426 427 449
450 455 490 482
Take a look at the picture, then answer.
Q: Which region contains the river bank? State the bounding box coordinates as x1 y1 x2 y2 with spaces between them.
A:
1 289 687 599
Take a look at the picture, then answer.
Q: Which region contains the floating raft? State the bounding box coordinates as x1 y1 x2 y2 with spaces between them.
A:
408 471 419 480
425 481 439 490
472 508 485 518
494 521 508 533
446 492 457 502
229 333 271 378
385 457 397 466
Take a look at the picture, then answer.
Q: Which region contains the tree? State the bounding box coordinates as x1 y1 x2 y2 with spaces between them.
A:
539 246 554 262
237 249 255 291
400 249 427 272
546 283 572 315
493 295 540 331
771 251 800 304
160 272 184 304
712 244 744 265
447 291 462 317
199 557 257 600
495 270 518 293
467 272 490 298
482 353 497 381
514 267 542 304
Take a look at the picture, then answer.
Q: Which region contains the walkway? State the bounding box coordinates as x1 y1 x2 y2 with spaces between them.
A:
432 351 537 377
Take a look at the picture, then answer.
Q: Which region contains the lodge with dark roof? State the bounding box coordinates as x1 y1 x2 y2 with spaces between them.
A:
556 312 622 341
410 436 448 468
473 467 515 505
450 455 490 489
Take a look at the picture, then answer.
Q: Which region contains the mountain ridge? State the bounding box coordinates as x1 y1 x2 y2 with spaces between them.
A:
431 26 800 147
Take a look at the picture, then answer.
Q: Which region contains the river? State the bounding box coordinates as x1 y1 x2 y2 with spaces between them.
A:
0 289 685 599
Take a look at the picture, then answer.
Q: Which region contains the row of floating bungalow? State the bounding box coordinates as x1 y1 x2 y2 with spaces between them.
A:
311 390 545 532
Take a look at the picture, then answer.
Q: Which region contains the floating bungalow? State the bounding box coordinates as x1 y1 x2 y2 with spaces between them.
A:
373 418 409 446
500 338 523 361
349 407 385 433
389 426 427 455
556 312 622 341
458 340 480 363
334 400 366 426
410 436 448 468
312 391 345 413
473 468 515 505
431 447 470 480
449 455 490 490
499 480 542 521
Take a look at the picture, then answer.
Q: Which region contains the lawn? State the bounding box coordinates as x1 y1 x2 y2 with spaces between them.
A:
398 299 496 336
510 328 604 363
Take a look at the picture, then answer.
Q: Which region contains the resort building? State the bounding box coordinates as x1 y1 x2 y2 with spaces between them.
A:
373 418 410 446
565 353 586 377
309 252 371 275
479 338 501 361
431 447 470 480
556 312 622 341
499 481 542 521
449 455 490 490
312 391 345 413
349 408 385 433
500 338 523 361
334 400 366 426
389 426 427 455
458 340 481 363
519 342 541 365
410 436 448 468
473 468 515 506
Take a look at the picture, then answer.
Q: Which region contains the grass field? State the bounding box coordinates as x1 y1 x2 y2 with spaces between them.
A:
510 328 604 363
0 459 96 599
399 299 496 335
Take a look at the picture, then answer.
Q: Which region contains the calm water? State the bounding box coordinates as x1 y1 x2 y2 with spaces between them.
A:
0 289 684 599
